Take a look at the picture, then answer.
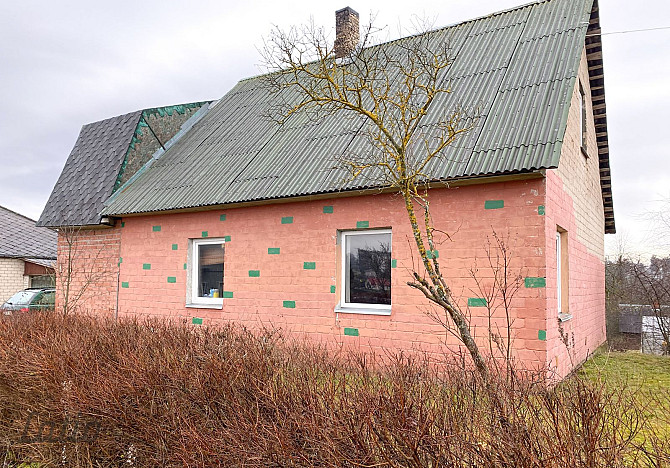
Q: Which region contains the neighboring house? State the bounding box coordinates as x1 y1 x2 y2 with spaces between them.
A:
39 0 614 378
619 304 670 355
0 206 57 303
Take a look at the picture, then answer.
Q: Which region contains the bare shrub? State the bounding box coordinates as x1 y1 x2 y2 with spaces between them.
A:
0 312 666 467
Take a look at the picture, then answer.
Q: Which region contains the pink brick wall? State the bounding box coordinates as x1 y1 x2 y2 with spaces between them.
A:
112 178 550 370
543 48 607 379
56 50 608 377
55 228 121 316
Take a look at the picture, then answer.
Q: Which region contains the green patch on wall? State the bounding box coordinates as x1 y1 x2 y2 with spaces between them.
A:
192 317 203 325
119 257 123 264
303 262 316 270
538 329 547 341
172 244 178 250
142 263 151 270
121 222 125 228
220 214 227 221
202 231 208 238
167 276 176 283
538 205 545 215
427 250 439 259
268 248 280 255
330 285 336 294
249 270 260 277
391 259 397 268
281 216 293 224
356 221 369 228
484 200 504 210
121 281 129 288
183 263 187 270
223 291 233 298
344 327 359 337
468 298 487 307
224 235 231 242
525 277 546 288
152 225 161 232
283 300 296 308
323 206 334 214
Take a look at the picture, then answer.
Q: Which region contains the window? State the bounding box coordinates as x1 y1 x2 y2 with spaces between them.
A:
30 274 55 288
579 82 587 153
338 229 392 314
556 228 570 319
189 238 225 307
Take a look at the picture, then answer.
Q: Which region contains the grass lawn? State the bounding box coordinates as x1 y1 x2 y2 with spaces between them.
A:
580 349 670 439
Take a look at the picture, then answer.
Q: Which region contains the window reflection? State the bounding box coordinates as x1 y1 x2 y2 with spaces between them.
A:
345 232 391 305
198 243 224 298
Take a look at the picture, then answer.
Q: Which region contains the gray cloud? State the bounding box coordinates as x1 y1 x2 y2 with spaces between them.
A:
1 0 668 257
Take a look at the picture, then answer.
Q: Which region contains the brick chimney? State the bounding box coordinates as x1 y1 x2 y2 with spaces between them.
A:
334 7 359 58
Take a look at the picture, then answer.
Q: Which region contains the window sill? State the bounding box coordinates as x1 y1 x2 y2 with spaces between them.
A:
558 313 573 323
186 303 223 310
335 304 391 316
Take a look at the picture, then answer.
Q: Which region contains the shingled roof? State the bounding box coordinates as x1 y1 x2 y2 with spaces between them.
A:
38 102 210 227
0 206 57 260
99 0 611 232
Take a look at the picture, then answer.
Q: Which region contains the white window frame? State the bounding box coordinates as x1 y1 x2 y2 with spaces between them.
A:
579 82 587 152
336 229 392 315
556 228 571 321
556 231 562 314
189 237 226 308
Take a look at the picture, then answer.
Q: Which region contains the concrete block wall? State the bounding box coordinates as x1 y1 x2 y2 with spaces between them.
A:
0 258 29 303
544 48 607 379
55 229 121 316
112 178 551 370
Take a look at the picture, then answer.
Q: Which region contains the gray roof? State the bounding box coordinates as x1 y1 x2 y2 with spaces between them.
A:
39 111 141 227
101 0 612 231
24 258 56 268
38 103 210 227
0 206 57 259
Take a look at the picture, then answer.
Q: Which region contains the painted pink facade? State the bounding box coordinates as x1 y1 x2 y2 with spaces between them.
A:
55 48 608 379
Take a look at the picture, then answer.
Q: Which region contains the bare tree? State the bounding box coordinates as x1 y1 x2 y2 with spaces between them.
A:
260 20 493 375
56 226 118 316
468 230 523 380
643 197 670 253
632 259 670 355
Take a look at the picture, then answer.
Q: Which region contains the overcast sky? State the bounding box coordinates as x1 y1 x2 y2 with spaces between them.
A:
0 0 668 259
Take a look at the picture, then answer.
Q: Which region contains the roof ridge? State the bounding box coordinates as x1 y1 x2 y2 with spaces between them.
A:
0 205 39 225
82 101 213 128
82 110 142 128
140 101 213 117
239 0 551 84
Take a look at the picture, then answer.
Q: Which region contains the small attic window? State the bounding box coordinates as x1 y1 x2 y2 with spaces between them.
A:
579 82 587 156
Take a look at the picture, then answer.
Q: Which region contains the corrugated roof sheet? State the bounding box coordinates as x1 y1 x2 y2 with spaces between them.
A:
99 0 609 229
0 206 57 259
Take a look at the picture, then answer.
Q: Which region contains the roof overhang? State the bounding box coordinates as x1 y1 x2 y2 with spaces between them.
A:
103 170 546 219
585 0 615 234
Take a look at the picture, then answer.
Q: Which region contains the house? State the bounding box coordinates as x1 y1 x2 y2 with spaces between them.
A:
38 0 614 378
0 206 57 303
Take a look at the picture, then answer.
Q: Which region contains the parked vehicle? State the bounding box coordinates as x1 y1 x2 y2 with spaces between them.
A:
1 288 55 314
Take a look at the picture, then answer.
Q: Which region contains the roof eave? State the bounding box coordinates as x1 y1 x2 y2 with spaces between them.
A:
585 0 615 234
103 170 547 218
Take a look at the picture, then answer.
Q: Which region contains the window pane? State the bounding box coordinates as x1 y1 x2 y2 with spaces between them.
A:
4 290 37 305
346 233 391 305
30 275 55 288
198 243 225 298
